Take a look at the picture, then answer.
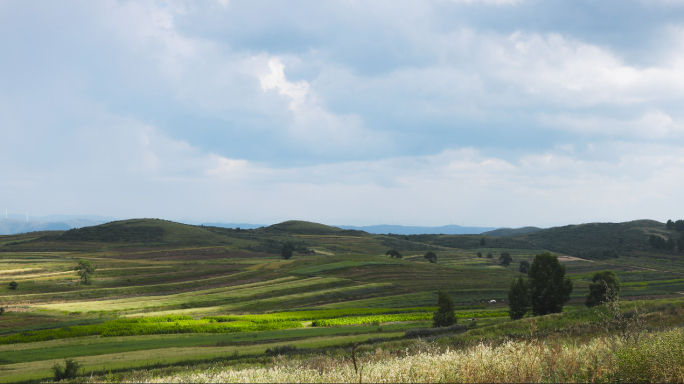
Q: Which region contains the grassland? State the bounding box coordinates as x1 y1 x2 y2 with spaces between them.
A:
0 218 683 382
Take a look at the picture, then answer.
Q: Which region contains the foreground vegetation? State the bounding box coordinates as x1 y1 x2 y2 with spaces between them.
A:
0 218 683 382
80 329 684 383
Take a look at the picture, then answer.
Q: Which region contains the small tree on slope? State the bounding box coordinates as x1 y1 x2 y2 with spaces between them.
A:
508 276 530 320
528 252 573 316
433 291 456 327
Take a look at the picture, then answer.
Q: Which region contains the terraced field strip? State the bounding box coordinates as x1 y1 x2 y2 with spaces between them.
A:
291 261 394 275
36 277 349 312
201 308 436 326
0 322 425 364
127 282 396 318
0 270 253 301
0 332 407 383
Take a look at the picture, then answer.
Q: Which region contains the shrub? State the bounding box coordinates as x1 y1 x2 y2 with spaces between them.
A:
499 252 512 266
386 249 402 258
265 345 297 355
404 324 467 338
8 281 18 290
424 251 437 263
51 358 83 381
0 307 4 315
585 270 620 308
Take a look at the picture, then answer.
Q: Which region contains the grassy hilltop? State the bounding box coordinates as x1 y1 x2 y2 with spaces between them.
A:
0 218 683 382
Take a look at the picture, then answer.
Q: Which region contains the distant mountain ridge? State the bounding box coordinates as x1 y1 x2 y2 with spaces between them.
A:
336 224 498 235
0 218 108 235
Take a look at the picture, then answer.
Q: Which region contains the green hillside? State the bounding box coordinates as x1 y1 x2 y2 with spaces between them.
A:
1 218 684 382
482 226 542 237
262 220 364 236
520 220 672 257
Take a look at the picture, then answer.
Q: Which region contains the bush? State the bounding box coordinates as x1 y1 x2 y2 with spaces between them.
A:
585 270 620 308
519 260 530 274
404 324 467 338
8 281 18 290
265 345 297 355
51 358 83 381
386 249 402 258
424 251 437 263
499 252 512 266
0 307 4 315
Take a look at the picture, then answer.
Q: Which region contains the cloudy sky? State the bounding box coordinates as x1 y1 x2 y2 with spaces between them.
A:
2 0 684 228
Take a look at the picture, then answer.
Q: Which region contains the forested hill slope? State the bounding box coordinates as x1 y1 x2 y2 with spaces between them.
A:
403 220 674 259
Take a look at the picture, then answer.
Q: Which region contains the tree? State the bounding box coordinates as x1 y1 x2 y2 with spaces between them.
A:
486 252 493 259
667 220 675 230
678 233 684 252
480 238 486 246
675 220 684 232
499 252 512 266
432 291 456 327
424 251 437 263
528 252 573 316
281 242 295 260
585 270 621 308
0 307 5 315
508 276 530 320
519 260 530 274
386 249 402 258
476 252 483 258
8 281 18 290
74 260 96 285
51 358 83 381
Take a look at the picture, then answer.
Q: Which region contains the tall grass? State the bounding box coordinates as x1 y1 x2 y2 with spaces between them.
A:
93 327 684 383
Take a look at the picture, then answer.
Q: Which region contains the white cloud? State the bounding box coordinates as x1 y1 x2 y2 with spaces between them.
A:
537 111 684 139
258 57 387 152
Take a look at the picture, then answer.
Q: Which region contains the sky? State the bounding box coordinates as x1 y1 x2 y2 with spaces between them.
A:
1 0 684 228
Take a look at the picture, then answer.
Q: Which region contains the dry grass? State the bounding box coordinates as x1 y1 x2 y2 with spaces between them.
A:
73 327 684 383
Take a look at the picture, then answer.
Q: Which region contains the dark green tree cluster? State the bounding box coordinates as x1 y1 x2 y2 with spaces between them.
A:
649 235 675 251
51 358 83 381
585 270 621 308
386 249 402 258
508 277 530 320
432 291 456 327
8 281 18 290
486 252 493 259
281 242 295 260
519 260 530 274
507 253 573 319
424 251 437 263
499 252 512 266
476 252 483 258
666 219 684 232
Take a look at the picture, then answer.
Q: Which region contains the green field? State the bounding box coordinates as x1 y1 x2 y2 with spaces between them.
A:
0 218 683 382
